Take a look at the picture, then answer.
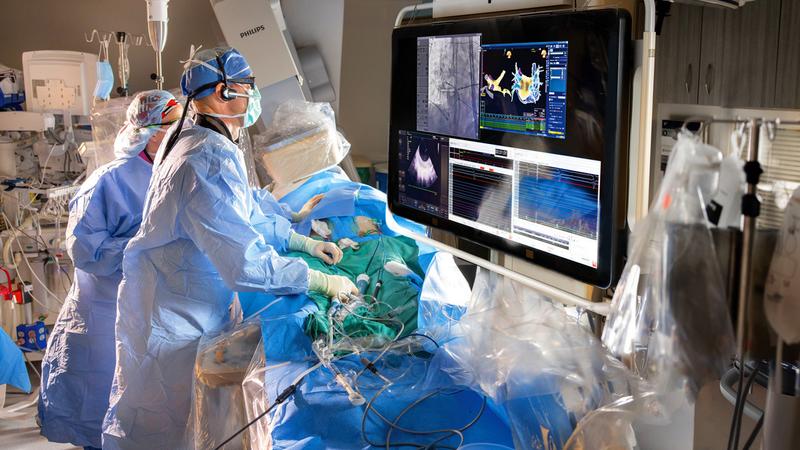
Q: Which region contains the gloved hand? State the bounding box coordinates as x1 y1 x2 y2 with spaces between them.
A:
289 232 343 265
308 269 358 298
291 194 325 223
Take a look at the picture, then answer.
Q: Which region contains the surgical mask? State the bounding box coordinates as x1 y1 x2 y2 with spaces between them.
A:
243 87 262 128
203 86 262 127
94 61 114 100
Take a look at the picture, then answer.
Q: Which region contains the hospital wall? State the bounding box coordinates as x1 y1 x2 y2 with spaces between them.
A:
282 0 345 114
339 0 418 165
0 0 345 115
0 0 227 94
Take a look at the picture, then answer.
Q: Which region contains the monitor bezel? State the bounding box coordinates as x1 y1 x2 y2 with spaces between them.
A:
388 8 631 288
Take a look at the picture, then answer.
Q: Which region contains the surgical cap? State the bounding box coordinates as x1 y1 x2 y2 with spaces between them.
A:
113 90 180 158
180 47 253 100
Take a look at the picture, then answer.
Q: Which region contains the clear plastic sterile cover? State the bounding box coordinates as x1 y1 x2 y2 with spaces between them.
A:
602 132 736 399
187 319 263 450
254 100 351 188
436 268 644 449
242 340 272 450
89 96 134 171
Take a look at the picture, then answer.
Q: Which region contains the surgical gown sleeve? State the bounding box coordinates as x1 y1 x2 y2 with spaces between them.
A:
66 178 133 277
178 159 309 295
252 187 294 220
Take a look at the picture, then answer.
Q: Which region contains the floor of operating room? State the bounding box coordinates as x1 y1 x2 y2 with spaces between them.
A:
1 374 78 450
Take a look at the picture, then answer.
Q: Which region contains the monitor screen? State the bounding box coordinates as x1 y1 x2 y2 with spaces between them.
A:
479 41 568 138
389 9 631 287
416 34 482 140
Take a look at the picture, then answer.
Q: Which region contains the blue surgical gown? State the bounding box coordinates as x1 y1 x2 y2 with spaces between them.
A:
102 124 310 450
38 154 152 448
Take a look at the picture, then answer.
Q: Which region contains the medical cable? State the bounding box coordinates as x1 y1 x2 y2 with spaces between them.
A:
352 320 405 387
386 389 484 449
359 378 485 449
59 265 72 284
3 212 52 256
7 232 64 305
727 361 761 450
346 333 486 449
406 333 440 349
3 212 64 306
13 214 73 296
317 268 419 397
741 413 763 450
385 390 482 449
212 361 323 450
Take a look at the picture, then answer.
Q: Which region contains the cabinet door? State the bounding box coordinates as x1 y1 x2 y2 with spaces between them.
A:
775 0 800 109
655 4 702 104
697 6 726 105
720 0 781 108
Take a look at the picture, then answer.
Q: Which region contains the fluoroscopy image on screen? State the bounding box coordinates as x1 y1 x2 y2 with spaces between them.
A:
479 41 568 138
416 34 482 140
397 131 449 218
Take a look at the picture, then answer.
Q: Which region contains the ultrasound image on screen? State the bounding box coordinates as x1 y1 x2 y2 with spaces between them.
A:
397 131 448 217
409 146 438 188
417 34 481 140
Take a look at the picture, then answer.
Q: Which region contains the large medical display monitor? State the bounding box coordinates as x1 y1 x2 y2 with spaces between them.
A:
389 9 631 287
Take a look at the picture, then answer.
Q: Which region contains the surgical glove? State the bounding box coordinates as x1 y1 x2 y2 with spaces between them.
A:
308 269 358 298
289 232 343 265
291 194 325 222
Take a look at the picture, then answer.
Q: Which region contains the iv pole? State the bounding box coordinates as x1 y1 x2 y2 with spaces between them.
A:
147 0 169 89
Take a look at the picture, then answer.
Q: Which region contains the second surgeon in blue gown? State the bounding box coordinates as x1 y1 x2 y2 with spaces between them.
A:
38 90 182 450
102 47 358 450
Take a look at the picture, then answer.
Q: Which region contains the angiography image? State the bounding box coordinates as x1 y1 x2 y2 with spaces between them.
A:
417 34 481 140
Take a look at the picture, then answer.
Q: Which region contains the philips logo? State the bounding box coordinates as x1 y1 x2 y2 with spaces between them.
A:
240 25 265 39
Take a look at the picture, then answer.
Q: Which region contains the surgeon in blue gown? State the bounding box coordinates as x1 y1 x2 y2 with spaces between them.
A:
38 90 182 450
102 47 357 450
